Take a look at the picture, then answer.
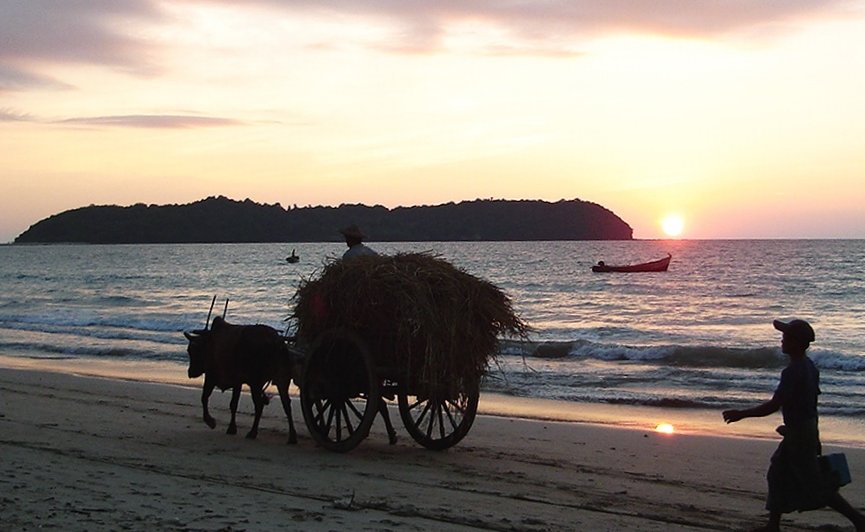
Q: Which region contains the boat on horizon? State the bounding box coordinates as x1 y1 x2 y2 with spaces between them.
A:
591 253 671 273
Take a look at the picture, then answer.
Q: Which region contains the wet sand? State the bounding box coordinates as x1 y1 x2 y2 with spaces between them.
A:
1 363 863 531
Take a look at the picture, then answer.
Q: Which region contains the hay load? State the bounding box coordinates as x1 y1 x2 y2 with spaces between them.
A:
291 252 528 389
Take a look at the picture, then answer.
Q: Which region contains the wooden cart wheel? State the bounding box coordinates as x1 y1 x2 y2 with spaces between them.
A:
397 376 479 450
300 328 379 453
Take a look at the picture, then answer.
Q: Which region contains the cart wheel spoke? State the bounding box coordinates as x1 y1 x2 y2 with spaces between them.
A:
425 404 435 439
443 401 460 430
340 402 356 435
300 328 380 452
324 401 336 435
346 399 363 420
398 377 480 451
437 402 446 439
416 400 432 426
312 398 330 427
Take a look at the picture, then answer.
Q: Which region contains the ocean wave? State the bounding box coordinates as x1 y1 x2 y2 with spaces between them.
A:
568 395 864 417
603 397 711 409
0 339 181 361
0 311 285 337
810 350 865 371
482 375 865 418
0 313 183 333
0 319 186 347
502 339 865 372
95 294 153 306
14 273 54 282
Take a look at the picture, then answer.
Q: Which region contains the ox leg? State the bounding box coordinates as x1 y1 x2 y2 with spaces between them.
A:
276 381 297 444
378 398 398 445
201 377 216 429
227 386 240 435
246 385 265 440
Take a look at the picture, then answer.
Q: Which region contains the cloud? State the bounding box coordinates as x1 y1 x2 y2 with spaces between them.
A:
0 0 855 84
56 114 245 129
0 0 165 83
0 65 72 93
205 0 854 53
0 108 36 122
0 107 244 128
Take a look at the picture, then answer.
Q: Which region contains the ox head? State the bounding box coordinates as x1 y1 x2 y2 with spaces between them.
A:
184 297 225 378
183 316 228 378
183 328 211 378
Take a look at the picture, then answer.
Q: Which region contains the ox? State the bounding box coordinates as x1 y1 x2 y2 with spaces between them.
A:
184 316 298 443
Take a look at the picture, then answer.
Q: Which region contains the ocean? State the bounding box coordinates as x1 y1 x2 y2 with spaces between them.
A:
1 240 863 445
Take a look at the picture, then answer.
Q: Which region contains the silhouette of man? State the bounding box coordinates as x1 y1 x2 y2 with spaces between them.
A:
723 319 865 531
340 224 377 260
337 224 397 444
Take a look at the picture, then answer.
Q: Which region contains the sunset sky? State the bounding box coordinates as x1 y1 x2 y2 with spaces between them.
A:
2 1 865 242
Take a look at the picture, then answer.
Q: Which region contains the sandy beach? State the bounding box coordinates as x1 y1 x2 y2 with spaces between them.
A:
2 363 863 531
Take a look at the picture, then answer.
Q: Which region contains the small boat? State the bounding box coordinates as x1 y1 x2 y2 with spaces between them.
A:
286 249 299 264
592 254 671 273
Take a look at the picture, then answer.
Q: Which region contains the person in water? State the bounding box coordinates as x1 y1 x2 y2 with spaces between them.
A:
723 319 865 531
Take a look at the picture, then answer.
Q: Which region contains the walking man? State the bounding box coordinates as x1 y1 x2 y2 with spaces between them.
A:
723 319 865 531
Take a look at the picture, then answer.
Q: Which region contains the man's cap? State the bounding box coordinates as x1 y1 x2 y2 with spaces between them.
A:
339 224 366 240
773 319 815 343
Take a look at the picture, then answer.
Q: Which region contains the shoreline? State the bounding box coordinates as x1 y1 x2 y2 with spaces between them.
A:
2 363 865 531
2 353 863 449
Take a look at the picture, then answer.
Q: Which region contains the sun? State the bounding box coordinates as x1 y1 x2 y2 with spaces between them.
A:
655 423 675 434
660 214 685 238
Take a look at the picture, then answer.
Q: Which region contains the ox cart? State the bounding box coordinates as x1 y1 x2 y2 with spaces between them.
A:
285 328 480 453
288 252 527 453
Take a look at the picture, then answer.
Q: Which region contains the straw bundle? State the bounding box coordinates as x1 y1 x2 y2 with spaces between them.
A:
291 252 528 389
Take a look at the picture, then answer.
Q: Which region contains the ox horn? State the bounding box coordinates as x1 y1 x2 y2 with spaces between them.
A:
204 295 217 330
222 298 229 319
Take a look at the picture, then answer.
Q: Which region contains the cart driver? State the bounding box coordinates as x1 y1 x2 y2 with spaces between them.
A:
340 224 378 260
338 224 397 444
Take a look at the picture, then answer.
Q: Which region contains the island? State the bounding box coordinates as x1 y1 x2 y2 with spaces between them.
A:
14 196 633 243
